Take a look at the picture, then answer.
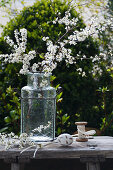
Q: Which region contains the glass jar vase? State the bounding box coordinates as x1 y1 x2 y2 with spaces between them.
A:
21 72 56 142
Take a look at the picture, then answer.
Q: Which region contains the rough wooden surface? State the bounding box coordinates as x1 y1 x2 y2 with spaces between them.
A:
0 136 113 161
86 162 100 170
11 163 20 170
80 155 105 170
1 136 113 170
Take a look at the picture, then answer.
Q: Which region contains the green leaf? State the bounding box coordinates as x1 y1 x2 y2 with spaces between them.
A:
56 92 63 101
6 86 12 94
57 127 61 135
0 127 8 133
21 1 25 5
50 75 56 81
14 115 19 120
39 54 44 59
4 116 11 123
10 110 16 118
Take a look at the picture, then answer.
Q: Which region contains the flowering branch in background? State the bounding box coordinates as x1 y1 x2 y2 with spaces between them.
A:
0 28 36 74
0 0 112 77
73 0 113 69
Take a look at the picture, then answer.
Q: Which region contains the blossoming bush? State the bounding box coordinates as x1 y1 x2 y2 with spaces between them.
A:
0 0 112 135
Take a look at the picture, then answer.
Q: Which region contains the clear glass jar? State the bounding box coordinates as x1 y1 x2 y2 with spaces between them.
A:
21 72 56 142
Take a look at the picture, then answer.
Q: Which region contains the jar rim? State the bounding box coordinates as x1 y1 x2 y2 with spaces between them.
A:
27 72 52 76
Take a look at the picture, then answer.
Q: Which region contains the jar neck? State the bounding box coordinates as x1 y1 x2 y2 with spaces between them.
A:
27 72 51 88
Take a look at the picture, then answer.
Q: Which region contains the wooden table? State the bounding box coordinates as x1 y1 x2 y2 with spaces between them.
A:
1 136 113 170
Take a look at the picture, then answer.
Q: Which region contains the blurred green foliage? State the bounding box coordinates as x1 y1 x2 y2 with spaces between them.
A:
0 0 12 7
0 0 112 135
98 68 113 135
0 86 20 134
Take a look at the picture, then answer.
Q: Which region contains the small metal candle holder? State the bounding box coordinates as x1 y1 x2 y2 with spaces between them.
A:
75 122 88 142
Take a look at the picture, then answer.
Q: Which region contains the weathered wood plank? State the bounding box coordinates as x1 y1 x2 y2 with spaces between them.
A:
0 136 113 160
11 163 20 170
86 162 100 170
0 136 113 170
80 155 105 163
80 155 105 170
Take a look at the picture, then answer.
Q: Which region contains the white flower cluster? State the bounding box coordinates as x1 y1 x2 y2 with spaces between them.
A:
54 11 78 31
40 79 48 88
0 0 112 77
72 0 113 73
32 121 51 133
0 132 42 158
0 132 51 158
19 133 34 148
71 0 113 37
38 10 107 77
0 132 16 150
0 28 36 75
0 132 34 150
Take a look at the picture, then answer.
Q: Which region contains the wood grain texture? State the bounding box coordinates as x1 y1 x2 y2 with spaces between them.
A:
11 163 20 170
86 162 100 170
0 136 113 161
